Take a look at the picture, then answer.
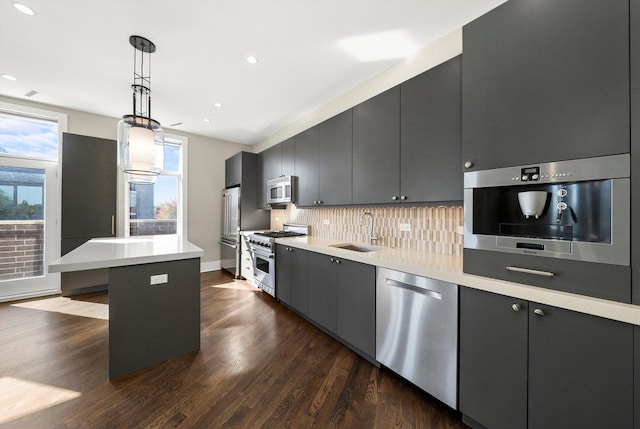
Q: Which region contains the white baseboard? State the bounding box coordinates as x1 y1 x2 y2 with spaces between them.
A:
201 260 221 272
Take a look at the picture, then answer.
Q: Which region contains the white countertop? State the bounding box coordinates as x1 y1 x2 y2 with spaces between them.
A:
49 235 204 273
276 236 640 326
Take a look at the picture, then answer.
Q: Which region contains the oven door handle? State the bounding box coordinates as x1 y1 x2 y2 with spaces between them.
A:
506 266 555 277
220 240 238 250
250 249 274 259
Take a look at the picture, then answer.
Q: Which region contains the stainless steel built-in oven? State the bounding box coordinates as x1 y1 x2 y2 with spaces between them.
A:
463 154 631 302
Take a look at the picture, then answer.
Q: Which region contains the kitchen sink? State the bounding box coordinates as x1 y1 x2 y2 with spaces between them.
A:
330 243 379 253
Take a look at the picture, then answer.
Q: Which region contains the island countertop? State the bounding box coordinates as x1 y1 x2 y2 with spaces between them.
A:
49 235 204 273
275 235 640 326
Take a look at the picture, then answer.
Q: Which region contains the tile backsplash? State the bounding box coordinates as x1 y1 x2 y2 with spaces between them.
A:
271 204 464 256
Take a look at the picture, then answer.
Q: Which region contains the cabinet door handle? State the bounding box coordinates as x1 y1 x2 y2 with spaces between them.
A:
400 196 407 201
392 196 398 201
464 161 474 169
512 303 522 312
533 308 545 317
334 259 340 264
506 266 555 277
111 214 115 236
330 258 335 263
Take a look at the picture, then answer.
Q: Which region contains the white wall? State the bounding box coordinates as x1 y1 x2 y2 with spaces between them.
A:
252 28 463 153
0 95 247 267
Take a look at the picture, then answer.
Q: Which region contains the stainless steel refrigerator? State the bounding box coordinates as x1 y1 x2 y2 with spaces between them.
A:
221 187 241 277
221 185 270 278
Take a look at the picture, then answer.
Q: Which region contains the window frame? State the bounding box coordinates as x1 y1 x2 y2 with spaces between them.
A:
118 132 188 238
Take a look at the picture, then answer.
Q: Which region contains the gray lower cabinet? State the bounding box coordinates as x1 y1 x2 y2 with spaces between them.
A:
460 287 634 429
400 55 462 203
307 251 376 359
275 244 309 314
462 0 629 171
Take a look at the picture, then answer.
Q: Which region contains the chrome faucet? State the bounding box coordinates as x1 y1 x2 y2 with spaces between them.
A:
360 211 378 244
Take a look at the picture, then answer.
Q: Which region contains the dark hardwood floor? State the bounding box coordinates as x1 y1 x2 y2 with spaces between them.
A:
0 271 466 428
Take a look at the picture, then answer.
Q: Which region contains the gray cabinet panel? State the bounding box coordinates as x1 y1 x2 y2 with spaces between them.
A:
459 287 528 429
225 153 242 188
528 305 634 429
401 56 462 203
276 244 309 314
61 133 116 240
632 0 640 306
294 128 319 207
318 110 353 206
336 259 375 359
308 252 337 332
257 144 283 208
463 0 629 171
109 258 200 379
281 137 295 177
353 86 400 204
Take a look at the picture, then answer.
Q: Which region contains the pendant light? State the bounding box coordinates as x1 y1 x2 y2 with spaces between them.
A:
117 35 164 184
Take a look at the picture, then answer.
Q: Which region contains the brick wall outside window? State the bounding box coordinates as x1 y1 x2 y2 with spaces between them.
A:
0 221 44 281
130 219 177 236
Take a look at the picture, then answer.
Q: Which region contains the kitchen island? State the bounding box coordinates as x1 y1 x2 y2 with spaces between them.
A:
49 235 204 379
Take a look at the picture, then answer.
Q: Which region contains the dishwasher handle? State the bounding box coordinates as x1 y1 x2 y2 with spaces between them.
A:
385 278 442 300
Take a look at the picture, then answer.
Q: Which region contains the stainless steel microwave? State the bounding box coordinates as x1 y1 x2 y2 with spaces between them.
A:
267 176 297 205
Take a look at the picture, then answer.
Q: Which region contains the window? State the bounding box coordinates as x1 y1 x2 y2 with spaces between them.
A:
0 102 66 301
122 134 187 237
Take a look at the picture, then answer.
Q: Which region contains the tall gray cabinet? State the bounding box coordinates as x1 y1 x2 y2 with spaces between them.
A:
61 133 117 295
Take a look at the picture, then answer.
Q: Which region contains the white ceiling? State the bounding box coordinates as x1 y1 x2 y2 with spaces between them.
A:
0 0 506 145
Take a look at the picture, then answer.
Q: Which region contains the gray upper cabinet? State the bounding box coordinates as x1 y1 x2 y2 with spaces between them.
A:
61 133 116 252
295 110 353 207
225 152 242 188
462 0 630 171
401 55 462 203
318 110 353 206
294 127 319 207
257 143 282 208
353 86 401 204
281 137 295 177
460 287 634 429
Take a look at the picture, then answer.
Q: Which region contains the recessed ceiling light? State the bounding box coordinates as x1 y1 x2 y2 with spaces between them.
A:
246 56 258 65
203 118 211 123
1 74 17 81
12 2 35 16
214 102 223 108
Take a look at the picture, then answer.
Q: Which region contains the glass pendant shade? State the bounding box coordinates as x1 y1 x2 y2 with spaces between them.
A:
118 115 164 184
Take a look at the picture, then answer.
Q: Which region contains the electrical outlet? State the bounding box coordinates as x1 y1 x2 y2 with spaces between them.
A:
457 226 464 235
275 216 280 221
323 219 330 225
150 274 168 285
399 223 411 232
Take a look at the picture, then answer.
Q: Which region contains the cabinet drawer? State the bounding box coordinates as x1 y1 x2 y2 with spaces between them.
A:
463 248 631 303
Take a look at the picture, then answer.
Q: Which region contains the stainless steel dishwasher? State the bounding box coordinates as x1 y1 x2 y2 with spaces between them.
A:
376 267 458 409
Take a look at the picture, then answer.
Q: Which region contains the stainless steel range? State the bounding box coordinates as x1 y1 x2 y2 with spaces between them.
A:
248 224 309 297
